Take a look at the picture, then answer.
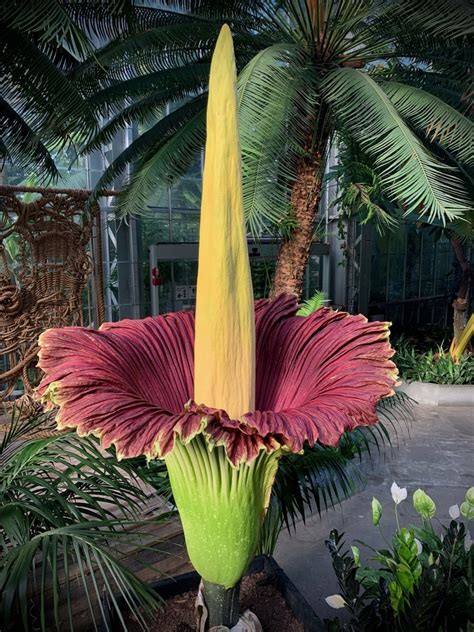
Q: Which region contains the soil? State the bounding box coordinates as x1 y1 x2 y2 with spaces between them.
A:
127 571 305 631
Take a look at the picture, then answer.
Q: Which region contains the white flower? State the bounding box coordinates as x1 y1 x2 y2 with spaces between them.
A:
414 538 423 555
449 504 460 520
391 482 408 505
325 594 347 609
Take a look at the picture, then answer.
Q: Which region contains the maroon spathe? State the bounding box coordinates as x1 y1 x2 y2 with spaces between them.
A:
37 295 398 466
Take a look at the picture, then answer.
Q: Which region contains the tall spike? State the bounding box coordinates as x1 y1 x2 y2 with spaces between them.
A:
194 24 255 419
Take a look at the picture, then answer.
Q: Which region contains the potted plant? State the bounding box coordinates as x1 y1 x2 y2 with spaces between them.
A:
36 26 398 630
324 484 474 630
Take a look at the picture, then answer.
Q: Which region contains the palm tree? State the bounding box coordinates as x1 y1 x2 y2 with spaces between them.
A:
1 1 472 295
75 0 473 297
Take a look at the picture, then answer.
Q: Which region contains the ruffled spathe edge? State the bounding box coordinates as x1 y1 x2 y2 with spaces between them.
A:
36 296 398 467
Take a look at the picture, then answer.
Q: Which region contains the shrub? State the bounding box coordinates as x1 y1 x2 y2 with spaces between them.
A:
0 409 170 631
394 338 474 385
324 485 474 631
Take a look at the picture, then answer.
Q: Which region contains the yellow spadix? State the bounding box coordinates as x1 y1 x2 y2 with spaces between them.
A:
194 24 255 419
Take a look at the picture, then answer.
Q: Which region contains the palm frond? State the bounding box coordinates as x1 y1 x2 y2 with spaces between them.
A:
297 291 329 316
1 0 95 59
169 0 266 24
89 64 210 114
329 141 402 234
114 100 206 217
91 94 206 202
383 82 474 166
0 521 163 632
238 43 316 234
322 68 472 223
117 110 205 217
0 98 59 181
81 63 210 156
0 26 97 179
0 410 169 631
373 63 469 110
387 0 474 39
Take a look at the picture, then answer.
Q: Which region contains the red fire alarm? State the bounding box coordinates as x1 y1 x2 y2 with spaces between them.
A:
151 267 162 286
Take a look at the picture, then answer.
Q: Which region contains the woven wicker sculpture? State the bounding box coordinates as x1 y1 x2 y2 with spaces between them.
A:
0 186 105 411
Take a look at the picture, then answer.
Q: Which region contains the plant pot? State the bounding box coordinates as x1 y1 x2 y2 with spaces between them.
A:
101 555 324 631
397 381 474 406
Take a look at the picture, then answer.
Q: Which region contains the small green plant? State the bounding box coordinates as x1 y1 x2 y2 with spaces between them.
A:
297 290 329 316
395 337 474 385
324 484 474 631
0 408 171 631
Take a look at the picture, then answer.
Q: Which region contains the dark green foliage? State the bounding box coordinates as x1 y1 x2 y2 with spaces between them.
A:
324 520 473 631
78 0 474 227
2 0 473 232
0 408 170 631
257 392 413 555
394 338 474 385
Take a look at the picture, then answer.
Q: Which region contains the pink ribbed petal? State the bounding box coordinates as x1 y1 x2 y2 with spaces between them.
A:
245 295 398 449
37 312 197 459
37 295 397 466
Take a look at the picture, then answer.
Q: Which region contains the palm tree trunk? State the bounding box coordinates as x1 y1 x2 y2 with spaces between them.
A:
450 234 471 340
270 151 323 298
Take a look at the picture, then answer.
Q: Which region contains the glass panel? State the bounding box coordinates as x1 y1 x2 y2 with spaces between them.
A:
404 227 421 299
370 252 388 302
251 259 276 299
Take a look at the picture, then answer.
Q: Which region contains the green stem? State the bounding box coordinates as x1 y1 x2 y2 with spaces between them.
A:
395 504 400 532
202 579 241 629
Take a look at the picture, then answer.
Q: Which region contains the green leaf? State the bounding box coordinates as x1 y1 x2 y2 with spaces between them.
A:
0 97 59 181
465 487 474 507
382 82 474 167
321 68 472 224
460 501 474 520
116 101 206 217
351 545 360 566
238 43 317 235
413 488 437 519
0 408 167 631
91 94 206 209
389 579 403 614
297 291 328 316
372 496 383 526
396 565 414 592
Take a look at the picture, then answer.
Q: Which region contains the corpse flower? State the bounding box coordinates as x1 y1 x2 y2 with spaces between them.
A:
37 25 397 630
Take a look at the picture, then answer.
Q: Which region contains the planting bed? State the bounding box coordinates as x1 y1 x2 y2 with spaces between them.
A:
105 556 323 632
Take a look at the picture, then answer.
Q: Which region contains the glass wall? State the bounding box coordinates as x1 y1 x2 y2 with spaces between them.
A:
368 221 466 331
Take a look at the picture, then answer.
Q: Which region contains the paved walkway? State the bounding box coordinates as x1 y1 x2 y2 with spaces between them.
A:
274 405 474 622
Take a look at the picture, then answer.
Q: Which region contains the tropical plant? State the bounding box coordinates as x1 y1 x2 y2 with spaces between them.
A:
297 290 329 316
0 407 170 631
35 28 400 631
257 391 414 557
323 484 474 631
0 3 96 181
394 337 474 384
68 0 474 298
0 1 163 181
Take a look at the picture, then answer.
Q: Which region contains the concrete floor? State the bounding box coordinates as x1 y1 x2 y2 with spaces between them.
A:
274 405 474 623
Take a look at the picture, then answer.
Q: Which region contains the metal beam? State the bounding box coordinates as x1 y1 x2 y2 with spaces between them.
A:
149 241 329 261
